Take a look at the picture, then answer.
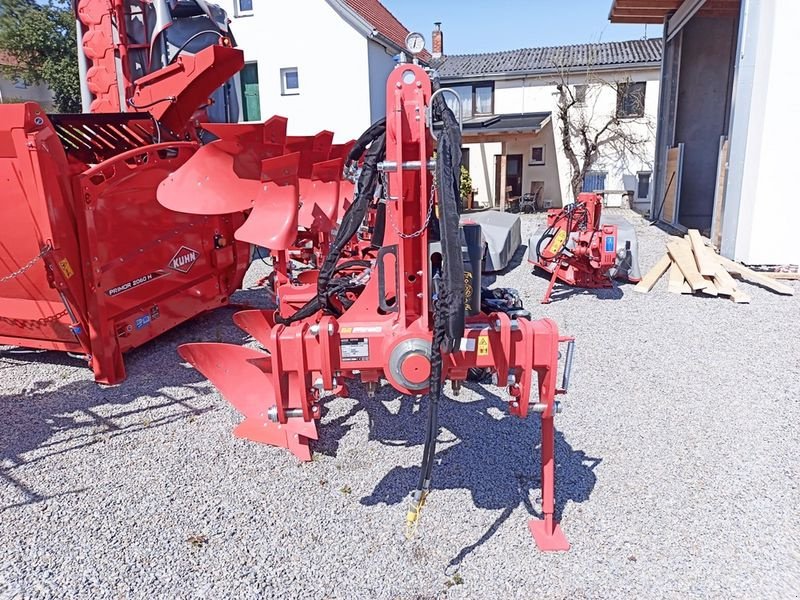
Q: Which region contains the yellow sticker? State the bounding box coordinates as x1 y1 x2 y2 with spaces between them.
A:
477 336 489 356
548 229 567 255
58 258 74 279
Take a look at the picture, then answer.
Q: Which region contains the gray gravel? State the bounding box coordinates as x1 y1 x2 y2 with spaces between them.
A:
2 209 799 599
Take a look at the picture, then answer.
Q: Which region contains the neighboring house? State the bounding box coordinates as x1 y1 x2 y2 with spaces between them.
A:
215 0 429 140
608 0 798 266
433 37 662 210
0 52 55 110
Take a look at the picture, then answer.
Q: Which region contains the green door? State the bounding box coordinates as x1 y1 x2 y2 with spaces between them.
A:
241 63 261 122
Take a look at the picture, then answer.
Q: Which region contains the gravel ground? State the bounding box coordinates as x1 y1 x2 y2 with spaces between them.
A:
1 209 799 599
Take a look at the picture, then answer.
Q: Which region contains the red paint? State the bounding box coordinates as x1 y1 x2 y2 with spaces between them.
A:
170 65 572 551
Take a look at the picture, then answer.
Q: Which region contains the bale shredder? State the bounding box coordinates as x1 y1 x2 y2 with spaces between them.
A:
0 0 251 383
159 62 576 551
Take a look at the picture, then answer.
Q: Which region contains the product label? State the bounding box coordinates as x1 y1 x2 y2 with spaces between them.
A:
106 271 167 297
340 337 369 362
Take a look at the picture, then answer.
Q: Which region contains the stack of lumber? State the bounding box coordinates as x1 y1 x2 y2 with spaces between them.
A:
634 229 795 303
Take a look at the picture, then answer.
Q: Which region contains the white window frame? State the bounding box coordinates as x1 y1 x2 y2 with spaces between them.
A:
236 0 254 17
280 67 300 96
529 145 545 166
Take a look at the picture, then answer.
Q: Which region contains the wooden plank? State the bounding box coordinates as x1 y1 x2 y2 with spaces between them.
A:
667 261 685 294
634 254 671 293
712 264 737 296
730 289 751 304
765 272 800 280
719 256 795 296
681 280 692 294
700 277 718 297
660 146 681 224
687 229 719 277
710 137 730 249
667 241 709 292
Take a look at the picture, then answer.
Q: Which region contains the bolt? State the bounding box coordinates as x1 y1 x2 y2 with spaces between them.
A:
450 380 462 396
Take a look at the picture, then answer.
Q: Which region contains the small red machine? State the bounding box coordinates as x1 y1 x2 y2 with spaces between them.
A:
160 64 576 552
0 1 249 383
531 193 620 304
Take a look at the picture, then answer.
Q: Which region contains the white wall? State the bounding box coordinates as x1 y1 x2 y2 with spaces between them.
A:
487 67 659 207
464 141 501 207
218 0 374 141
0 77 54 110
724 0 800 265
367 39 396 125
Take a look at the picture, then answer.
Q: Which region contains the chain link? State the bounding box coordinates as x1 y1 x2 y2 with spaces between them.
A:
0 244 51 284
383 170 437 239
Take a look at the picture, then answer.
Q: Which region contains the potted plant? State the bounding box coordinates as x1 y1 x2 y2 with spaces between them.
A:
460 165 474 210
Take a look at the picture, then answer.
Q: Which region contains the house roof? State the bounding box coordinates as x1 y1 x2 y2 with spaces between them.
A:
0 51 18 67
462 112 551 137
434 38 662 80
332 0 432 61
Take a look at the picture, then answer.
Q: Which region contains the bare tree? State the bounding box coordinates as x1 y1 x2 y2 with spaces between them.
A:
553 60 655 202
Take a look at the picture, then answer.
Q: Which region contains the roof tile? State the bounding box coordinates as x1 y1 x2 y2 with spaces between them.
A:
434 38 662 79
342 0 431 61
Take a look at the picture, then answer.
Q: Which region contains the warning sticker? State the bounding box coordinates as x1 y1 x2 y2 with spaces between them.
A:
106 270 167 297
58 258 74 279
477 336 490 356
549 229 567 255
341 337 369 362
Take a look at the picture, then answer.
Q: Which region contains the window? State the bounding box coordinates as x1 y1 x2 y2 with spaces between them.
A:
473 83 493 115
583 171 607 192
637 172 652 199
573 84 587 105
445 82 494 118
13 77 28 90
616 82 646 118
236 0 253 16
460 147 470 171
281 67 299 95
240 62 261 121
529 146 545 166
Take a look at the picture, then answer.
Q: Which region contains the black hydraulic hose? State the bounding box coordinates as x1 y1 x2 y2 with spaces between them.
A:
274 127 385 325
167 30 224 65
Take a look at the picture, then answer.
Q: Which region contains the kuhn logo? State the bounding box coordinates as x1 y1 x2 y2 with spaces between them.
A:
168 246 199 273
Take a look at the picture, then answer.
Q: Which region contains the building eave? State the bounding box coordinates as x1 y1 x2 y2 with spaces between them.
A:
439 61 662 84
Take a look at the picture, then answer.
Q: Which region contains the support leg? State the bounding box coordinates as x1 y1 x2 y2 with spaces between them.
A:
528 414 570 551
541 264 560 304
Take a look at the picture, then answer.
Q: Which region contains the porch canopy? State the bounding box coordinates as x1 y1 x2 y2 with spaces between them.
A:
609 0 739 25
462 112 550 143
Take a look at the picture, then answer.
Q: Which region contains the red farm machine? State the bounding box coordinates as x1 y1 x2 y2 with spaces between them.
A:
158 63 576 551
529 192 642 303
0 0 251 383
1 0 578 552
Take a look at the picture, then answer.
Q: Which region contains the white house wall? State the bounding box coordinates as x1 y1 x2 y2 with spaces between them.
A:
491 69 659 207
724 0 800 265
367 40 396 125
463 141 502 207
219 0 374 141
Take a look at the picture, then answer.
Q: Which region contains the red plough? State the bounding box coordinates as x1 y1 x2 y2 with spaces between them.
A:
159 64 575 552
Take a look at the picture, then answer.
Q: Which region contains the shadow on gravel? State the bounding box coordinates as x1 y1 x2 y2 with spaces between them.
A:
0 304 260 513
355 382 600 568
529 266 626 303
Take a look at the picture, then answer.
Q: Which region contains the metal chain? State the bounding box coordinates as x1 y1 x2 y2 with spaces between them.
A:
384 171 437 239
0 244 51 284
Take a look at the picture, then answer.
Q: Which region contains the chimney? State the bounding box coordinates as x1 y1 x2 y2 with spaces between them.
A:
432 22 443 59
